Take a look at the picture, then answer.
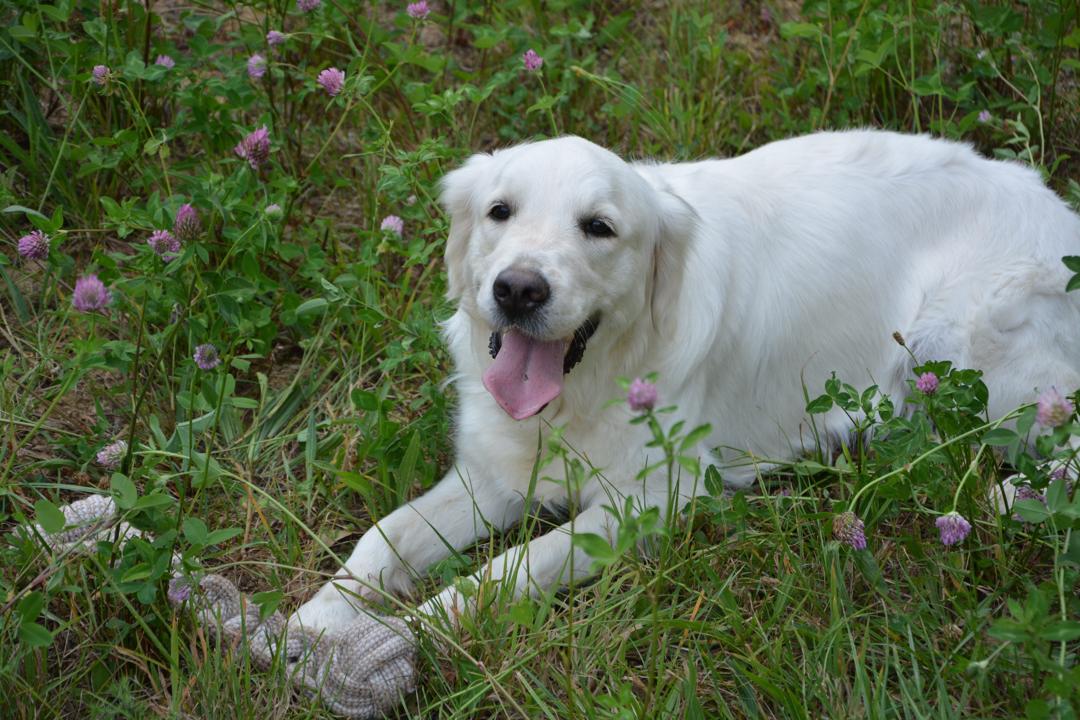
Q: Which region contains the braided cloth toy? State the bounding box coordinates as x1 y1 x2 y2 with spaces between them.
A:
26 494 417 719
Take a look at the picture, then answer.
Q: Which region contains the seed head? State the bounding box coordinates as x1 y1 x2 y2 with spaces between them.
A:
380 215 404 235
234 126 271 170
935 511 972 546
1037 387 1074 427
18 230 49 261
522 49 543 72
247 53 267 79
317 67 345 96
915 371 938 395
96 440 128 470
72 274 111 313
147 229 180 259
832 511 867 550
173 203 201 242
194 343 222 370
627 377 658 412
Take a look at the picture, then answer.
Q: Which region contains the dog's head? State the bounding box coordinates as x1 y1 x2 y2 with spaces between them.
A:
440 136 695 420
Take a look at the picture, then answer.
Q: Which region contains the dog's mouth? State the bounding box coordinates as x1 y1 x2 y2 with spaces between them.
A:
483 313 601 420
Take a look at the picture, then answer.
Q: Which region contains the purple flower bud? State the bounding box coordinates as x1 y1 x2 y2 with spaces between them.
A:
234 126 271 170
92 65 110 85
380 215 404 235
627 377 657 412
167 577 192 605
194 343 222 370
17 230 49 261
155 55 175 69
522 49 543 72
173 203 201 242
407 1 430 19
833 511 867 550
147 229 180 259
96 440 128 470
935 512 971 546
1037 387 1075 427
72 274 111 313
317 67 345 96
297 0 321 10
267 30 287 46
977 110 992 123
265 203 283 219
915 371 938 395
247 53 267 79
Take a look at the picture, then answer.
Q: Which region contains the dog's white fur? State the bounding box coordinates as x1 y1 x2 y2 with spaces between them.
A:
293 130 1080 630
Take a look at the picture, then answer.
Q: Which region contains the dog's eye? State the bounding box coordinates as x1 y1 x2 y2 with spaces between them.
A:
582 218 615 238
488 203 511 221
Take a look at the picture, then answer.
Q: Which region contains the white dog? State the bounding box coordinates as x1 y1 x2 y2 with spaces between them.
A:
293 130 1080 631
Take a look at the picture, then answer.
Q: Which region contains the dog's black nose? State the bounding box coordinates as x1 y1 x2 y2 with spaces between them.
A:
493 268 550 320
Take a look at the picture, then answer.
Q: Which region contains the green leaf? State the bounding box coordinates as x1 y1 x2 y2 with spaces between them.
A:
854 547 889 596
295 298 329 317
18 621 54 648
704 465 724 497
981 428 1019 446
1062 256 1080 273
133 493 174 510
572 532 617 566
1039 621 1080 642
110 473 138 509
34 499 66 534
182 517 209 546
205 527 242 546
988 619 1030 642
505 599 535 627
679 423 713 453
2 204 49 222
780 21 823 40
1046 477 1069 512
16 592 44 622
1014 499 1051 524
1066 274 1080 293
395 431 421 494
806 395 833 414
336 469 372 495
253 590 283 621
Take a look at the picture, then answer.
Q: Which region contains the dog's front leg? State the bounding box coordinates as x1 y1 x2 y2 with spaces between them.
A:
291 466 523 632
417 501 621 620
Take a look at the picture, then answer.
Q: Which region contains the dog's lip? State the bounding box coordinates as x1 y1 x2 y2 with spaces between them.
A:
488 312 601 374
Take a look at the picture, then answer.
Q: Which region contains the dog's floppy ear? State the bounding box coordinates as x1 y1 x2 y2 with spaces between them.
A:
439 153 493 301
649 186 697 329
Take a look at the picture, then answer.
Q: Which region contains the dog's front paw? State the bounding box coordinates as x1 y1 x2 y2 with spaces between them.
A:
291 582 367 634
292 564 415 634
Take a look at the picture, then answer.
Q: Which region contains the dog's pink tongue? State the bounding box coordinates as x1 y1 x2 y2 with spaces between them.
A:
483 331 565 420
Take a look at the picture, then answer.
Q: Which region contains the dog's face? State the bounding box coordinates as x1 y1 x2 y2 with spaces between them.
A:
440 137 693 419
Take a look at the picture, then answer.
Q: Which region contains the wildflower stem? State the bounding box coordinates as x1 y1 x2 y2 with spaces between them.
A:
850 404 1027 510
303 96 358 177
122 295 149 475
950 443 988 511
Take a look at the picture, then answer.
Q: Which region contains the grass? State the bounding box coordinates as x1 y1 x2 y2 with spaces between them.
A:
2 0 1080 717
